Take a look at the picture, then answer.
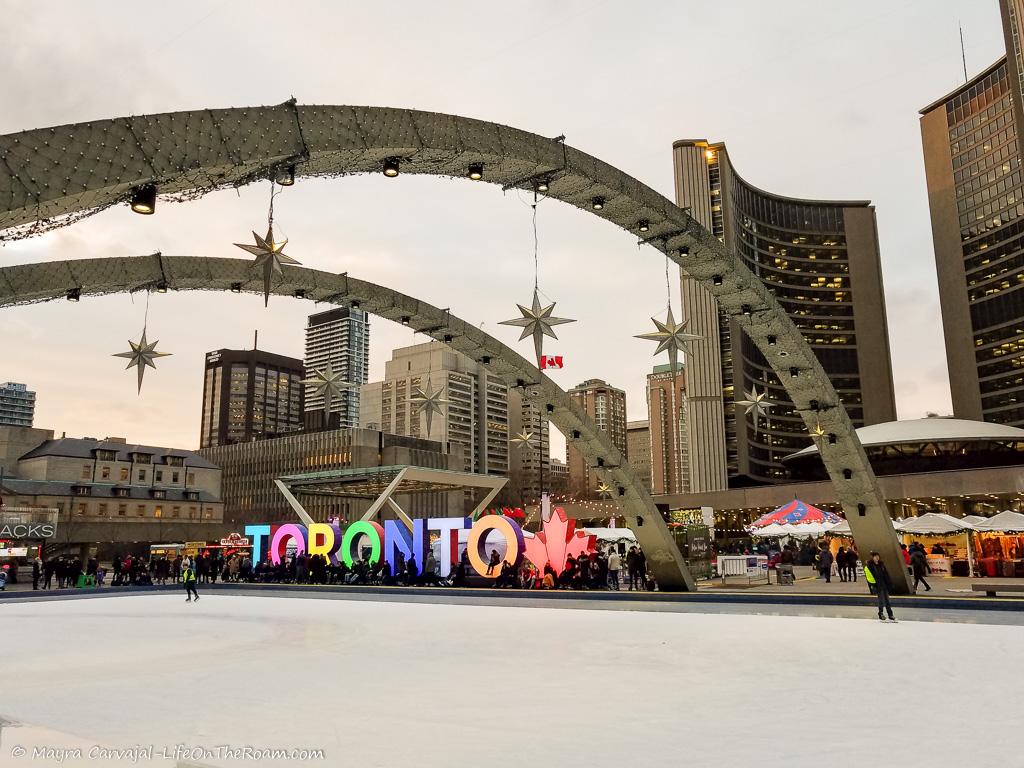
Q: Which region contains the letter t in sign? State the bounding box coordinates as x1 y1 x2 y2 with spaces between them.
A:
427 517 470 577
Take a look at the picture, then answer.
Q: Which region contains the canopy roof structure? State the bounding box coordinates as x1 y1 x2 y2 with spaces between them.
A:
787 418 1024 458
975 510 1024 533
749 500 841 529
0 103 912 591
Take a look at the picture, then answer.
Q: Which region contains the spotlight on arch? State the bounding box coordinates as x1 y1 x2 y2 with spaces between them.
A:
155 281 168 294
468 163 484 181
66 287 81 302
712 274 723 286
637 219 650 233
741 304 752 316
130 184 157 215
276 164 296 186
536 177 550 193
591 196 605 210
383 157 400 177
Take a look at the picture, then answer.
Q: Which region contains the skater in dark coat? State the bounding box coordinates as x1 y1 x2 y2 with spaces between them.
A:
909 546 932 592
864 552 895 621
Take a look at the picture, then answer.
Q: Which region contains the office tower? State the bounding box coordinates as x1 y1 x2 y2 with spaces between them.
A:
304 308 370 429
566 379 627 498
672 140 896 485
199 349 305 448
0 382 35 427
626 420 652 493
646 363 688 495
920 0 1024 425
360 341 510 476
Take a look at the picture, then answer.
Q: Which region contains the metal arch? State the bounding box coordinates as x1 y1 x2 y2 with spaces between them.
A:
0 104 911 592
0 254 696 591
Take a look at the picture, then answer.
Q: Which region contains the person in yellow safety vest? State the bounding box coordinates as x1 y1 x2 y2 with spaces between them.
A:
183 561 200 603
865 552 896 622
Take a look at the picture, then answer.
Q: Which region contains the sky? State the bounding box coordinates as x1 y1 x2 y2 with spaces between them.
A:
0 0 1008 455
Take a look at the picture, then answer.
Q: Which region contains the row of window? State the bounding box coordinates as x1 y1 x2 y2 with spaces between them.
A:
950 105 1015 158
80 464 193 484
73 502 212 519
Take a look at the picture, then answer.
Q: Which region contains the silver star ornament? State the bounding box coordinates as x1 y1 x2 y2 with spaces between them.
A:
234 225 301 306
113 328 172 393
635 307 703 373
735 384 777 436
596 481 613 499
499 288 575 365
411 380 450 438
302 362 357 421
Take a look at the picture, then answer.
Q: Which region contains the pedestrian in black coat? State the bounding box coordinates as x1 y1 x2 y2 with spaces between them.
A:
865 552 896 621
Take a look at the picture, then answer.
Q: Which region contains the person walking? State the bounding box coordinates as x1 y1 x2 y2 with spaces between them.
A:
607 549 621 591
32 557 41 590
183 560 199 602
835 546 847 582
910 545 932 592
818 546 834 584
864 551 895 622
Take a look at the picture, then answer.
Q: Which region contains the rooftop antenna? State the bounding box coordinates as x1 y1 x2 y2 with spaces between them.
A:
960 22 968 84
253 329 258 350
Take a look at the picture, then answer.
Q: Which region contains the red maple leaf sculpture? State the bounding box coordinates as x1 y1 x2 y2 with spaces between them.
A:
523 507 597 576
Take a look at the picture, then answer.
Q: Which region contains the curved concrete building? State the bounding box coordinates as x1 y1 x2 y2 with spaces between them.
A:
672 141 896 486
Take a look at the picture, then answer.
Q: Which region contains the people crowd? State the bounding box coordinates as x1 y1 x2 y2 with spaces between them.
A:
29 544 653 591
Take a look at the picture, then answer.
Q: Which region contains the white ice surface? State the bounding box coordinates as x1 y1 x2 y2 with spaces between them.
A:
3 594 1022 768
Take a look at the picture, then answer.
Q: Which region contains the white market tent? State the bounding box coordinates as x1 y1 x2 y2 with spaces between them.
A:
960 515 987 527
750 523 790 538
975 510 1024 533
899 512 976 536
828 518 905 536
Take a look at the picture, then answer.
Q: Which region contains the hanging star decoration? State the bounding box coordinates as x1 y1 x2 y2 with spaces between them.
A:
510 430 535 448
811 420 827 440
411 380 449 438
596 481 613 499
635 307 703 373
735 384 777 436
113 328 171 394
234 226 301 306
499 288 575 365
302 362 357 422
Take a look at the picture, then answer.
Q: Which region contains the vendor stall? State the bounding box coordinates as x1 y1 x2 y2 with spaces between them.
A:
973 511 1024 578
899 513 975 577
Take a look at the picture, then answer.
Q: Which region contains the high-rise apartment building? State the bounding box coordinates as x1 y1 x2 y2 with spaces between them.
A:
304 308 370 429
360 341 510 476
673 140 896 485
508 390 550 503
626 420 652 493
921 0 1024 426
646 364 688 495
0 382 35 427
566 379 627 498
199 349 305 449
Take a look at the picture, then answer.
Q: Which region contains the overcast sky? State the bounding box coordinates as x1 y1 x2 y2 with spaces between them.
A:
0 0 1006 455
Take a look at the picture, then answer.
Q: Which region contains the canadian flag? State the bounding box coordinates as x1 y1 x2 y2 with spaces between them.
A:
540 355 564 370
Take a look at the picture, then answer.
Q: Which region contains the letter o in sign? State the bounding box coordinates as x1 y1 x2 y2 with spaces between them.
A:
467 516 525 578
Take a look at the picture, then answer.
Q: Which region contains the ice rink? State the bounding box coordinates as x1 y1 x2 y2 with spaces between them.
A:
3 593 1022 767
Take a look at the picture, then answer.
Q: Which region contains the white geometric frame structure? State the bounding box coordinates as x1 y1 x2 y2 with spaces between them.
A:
0 103 910 592
274 465 507 529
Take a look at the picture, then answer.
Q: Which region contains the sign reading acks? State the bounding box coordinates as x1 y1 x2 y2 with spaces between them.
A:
0 522 56 539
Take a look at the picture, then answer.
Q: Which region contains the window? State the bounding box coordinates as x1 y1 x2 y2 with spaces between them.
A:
185 491 200 501
81 464 91 479
76 503 87 516
155 470 163 483
138 470 147 482
154 506 162 518
167 456 184 467
152 489 166 500
189 507 198 519
97 503 108 516
117 504 127 516
72 485 91 496
186 472 195 486
172 506 180 518
120 467 129 481
172 472 180 484
136 505 146 517
113 487 129 498
134 453 152 464
96 449 117 461
101 466 110 480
